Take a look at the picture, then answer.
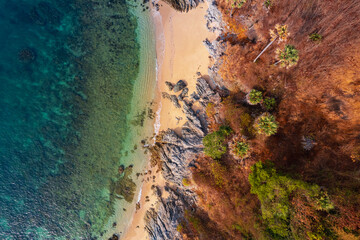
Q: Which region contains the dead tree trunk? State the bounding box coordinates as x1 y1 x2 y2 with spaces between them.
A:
253 36 278 63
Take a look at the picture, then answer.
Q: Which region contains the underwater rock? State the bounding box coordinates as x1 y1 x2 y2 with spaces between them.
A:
114 166 136 203
108 234 119 240
18 48 36 63
118 165 125 175
173 80 187 92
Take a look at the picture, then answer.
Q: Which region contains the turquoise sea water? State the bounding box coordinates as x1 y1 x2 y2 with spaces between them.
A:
0 0 155 239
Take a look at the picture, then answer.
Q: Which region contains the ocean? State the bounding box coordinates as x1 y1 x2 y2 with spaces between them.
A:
0 0 156 239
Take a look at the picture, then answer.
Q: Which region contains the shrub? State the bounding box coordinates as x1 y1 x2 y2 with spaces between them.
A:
182 178 192 187
264 0 272 9
254 113 279 136
276 45 299 68
263 97 276 110
350 146 360 162
249 161 334 239
203 126 232 159
309 33 322 42
206 102 216 118
210 161 227 187
177 223 183 233
248 89 263 105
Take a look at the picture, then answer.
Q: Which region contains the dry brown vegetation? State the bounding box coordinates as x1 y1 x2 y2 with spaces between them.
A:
180 0 360 239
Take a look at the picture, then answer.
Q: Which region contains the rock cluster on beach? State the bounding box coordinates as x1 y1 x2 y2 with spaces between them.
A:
162 0 203 12
144 77 221 240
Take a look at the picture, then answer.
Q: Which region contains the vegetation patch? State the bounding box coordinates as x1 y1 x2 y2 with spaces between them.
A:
249 161 334 239
228 0 246 8
264 0 272 9
182 178 192 187
210 160 227 187
203 126 232 159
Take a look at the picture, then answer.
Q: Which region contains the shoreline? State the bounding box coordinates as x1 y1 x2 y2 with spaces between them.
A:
120 1 217 239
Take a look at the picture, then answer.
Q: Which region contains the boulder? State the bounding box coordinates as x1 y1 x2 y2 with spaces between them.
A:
173 80 187 93
170 95 181 108
162 92 170 99
165 81 174 91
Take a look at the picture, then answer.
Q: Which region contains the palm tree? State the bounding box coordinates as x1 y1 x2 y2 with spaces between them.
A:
253 24 289 62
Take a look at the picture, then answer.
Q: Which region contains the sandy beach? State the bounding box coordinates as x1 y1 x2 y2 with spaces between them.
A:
120 1 216 239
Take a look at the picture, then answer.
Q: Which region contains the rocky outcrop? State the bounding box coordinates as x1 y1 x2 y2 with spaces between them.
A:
205 0 224 34
144 78 221 240
204 0 226 88
170 95 181 108
145 187 196 240
173 80 187 93
165 81 174 91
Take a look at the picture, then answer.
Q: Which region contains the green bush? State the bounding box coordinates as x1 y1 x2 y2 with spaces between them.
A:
249 161 334 239
248 89 263 104
309 33 322 42
229 0 246 8
182 178 192 187
234 141 250 158
203 126 232 159
263 97 276 111
276 45 299 68
254 113 279 136
264 0 272 9
210 160 227 187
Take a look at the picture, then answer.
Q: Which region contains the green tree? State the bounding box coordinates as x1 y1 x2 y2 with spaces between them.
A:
249 161 334 239
203 126 232 159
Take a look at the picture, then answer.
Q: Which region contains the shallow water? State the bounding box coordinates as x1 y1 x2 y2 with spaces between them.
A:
0 0 156 239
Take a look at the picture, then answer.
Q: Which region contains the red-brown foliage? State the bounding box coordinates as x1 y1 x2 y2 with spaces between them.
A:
183 0 360 238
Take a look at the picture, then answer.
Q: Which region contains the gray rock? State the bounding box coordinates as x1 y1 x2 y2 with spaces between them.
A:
162 92 170 99
165 81 174 91
173 80 187 93
190 92 200 101
178 87 189 100
170 95 181 108
145 188 196 240
205 0 224 34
